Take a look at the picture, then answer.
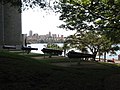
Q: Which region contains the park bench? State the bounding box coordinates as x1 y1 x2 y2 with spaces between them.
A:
21 46 38 54
3 45 16 50
41 48 63 58
67 51 96 61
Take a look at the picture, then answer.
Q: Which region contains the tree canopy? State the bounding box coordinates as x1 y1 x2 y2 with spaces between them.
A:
59 0 120 60
0 0 46 7
59 0 120 44
0 0 55 12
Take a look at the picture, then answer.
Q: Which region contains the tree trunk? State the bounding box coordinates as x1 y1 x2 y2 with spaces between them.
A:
64 49 66 57
104 52 106 62
98 48 101 61
93 54 96 61
93 51 97 61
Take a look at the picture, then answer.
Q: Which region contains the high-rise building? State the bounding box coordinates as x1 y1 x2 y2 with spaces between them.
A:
29 30 33 37
49 31 51 37
0 2 22 49
61 35 64 38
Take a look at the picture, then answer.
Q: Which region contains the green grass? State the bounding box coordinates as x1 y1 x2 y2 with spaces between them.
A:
1 51 120 90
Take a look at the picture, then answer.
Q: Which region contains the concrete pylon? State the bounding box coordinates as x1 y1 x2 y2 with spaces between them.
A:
0 2 22 50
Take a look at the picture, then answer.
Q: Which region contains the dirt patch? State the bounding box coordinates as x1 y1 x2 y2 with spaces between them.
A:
32 56 109 68
51 62 78 67
32 56 67 60
51 61 105 68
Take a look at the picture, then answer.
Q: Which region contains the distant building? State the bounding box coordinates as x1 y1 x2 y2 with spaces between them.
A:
49 31 51 37
22 34 27 46
29 30 33 37
61 35 63 37
0 2 22 49
27 31 64 43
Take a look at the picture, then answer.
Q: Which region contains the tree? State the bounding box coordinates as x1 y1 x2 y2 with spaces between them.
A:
0 0 46 7
59 0 120 44
62 40 71 57
44 43 62 50
64 30 113 61
58 0 120 61
0 0 59 12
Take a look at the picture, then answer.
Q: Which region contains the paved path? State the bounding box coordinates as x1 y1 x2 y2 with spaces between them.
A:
115 60 120 64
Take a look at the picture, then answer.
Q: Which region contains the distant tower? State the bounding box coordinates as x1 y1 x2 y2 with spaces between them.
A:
29 30 33 37
0 1 22 49
61 35 64 38
49 31 51 37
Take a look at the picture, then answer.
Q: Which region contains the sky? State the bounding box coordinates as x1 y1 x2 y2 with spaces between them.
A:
22 8 76 37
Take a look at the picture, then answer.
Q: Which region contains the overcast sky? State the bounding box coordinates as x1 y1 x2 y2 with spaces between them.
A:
22 8 75 37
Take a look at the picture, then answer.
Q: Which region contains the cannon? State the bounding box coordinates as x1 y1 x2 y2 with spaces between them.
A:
67 51 96 61
21 46 38 54
41 48 63 58
3 45 16 50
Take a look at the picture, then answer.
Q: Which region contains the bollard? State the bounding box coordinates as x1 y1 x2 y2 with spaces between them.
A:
112 58 115 63
118 54 120 60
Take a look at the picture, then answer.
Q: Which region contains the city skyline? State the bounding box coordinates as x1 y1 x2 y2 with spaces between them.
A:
26 30 65 44
28 30 64 37
22 8 76 37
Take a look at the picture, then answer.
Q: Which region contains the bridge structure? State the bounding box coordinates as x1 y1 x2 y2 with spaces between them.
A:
0 2 22 50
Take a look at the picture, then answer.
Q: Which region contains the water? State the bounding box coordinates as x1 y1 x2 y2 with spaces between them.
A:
27 43 63 54
28 43 120 60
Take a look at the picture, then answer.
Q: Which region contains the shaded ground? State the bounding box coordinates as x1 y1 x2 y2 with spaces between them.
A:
1 55 120 90
0 57 13 61
51 62 107 69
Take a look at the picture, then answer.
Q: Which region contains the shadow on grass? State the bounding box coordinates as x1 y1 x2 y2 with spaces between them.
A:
1 51 120 90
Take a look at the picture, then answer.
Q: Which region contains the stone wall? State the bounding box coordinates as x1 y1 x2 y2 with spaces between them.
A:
0 3 22 49
0 4 4 47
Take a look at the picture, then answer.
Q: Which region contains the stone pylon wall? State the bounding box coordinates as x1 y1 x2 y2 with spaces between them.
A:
0 3 22 49
0 4 4 46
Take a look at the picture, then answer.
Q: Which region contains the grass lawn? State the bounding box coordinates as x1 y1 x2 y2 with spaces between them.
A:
1 51 120 90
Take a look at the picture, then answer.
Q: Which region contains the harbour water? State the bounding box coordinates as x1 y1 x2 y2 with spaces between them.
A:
28 43 120 60
27 43 63 54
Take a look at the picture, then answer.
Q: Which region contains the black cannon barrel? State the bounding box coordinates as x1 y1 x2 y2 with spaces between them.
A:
3 45 16 49
21 46 38 50
67 51 95 59
41 48 63 55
